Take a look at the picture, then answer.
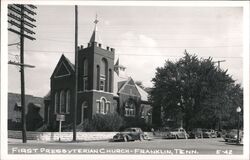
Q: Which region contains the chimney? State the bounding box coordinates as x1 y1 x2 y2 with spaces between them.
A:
106 46 110 51
80 45 84 49
98 43 102 48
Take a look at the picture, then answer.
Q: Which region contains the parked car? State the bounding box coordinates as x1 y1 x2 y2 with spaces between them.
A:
160 127 177 139
215 130 223 138
113 127 147 142
202 129 217 138
188 128 203 139
222 129 243 143
168 128 189 139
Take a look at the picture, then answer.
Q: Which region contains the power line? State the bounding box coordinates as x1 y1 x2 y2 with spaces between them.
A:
37 37 241 42
8 49 242 59
32 38 244 49
8 4 37 144
8 42 20 46
112 45 242 49
116 54 242 59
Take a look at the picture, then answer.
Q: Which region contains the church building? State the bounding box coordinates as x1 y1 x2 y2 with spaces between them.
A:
44 18 152 130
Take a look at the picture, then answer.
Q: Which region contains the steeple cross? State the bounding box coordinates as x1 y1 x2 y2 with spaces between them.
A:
94 14 99 24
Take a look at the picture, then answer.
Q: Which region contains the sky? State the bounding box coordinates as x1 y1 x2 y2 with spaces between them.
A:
7 5 243 97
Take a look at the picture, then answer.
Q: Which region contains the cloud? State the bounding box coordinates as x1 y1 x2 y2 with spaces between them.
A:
104 20 110 25
116 32 166 88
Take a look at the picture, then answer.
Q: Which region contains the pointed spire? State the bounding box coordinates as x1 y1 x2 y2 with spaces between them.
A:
115 58 119 66
89 14 102 43
114 58 127 78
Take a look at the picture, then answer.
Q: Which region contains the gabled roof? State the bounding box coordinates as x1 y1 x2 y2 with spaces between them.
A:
113 71 127 97
51 54 75 79
118 77 138 94
64 56 75 71
113 71 149 102
135 84 149 102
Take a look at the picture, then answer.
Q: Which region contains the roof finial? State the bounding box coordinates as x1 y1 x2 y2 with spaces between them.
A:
94 14 99 25
89 14 102 44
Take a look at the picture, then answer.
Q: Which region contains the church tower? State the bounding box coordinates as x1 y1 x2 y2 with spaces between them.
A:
77 16 115 123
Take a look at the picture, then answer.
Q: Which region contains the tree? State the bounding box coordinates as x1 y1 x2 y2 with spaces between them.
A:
150 51 243 130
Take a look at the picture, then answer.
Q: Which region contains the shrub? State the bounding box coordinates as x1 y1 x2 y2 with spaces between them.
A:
91 113 124 131
77 119 96 132
73 113 124 132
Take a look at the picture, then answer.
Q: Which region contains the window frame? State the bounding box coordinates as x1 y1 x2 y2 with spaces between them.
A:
65 90 70 113
83 77 88 91
54 92 58 114
59 90 66 114
96 97 111 115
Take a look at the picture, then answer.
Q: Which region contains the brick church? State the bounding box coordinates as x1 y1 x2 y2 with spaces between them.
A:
44 18 152 130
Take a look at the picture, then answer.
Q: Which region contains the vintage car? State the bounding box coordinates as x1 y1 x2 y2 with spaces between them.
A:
168 128 189 139
202 129 217 138
215 130 223 138
222 129 243 143
159 127 177 139
188 128 203 139
112 127 147 142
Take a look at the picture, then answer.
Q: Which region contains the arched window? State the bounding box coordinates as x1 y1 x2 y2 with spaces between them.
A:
96 65 100 90
66 90 70 113
81 101 88 123
96 101 100 113
108 69 112 92
60 90 65 113
106 102 111 114
83 58 88 76
100 58 108 91
83 58 88 91
54 92 58 114
124 100 136 117
100 98 106 114
96 97 111 114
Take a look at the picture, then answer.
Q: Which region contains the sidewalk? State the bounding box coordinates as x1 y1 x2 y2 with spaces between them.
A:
8 138 43 144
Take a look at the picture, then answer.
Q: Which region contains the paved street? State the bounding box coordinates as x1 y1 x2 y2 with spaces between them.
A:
8 138 243 155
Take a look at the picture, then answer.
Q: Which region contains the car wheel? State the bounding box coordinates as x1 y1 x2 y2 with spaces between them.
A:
124 136 128 142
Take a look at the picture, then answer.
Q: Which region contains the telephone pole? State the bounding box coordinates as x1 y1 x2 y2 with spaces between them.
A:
214 60 226 70
214 60 226 131
8 4 37 143
73 5 78 141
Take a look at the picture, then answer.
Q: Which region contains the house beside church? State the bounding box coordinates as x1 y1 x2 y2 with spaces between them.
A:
44 18 152 130
8 93 44 131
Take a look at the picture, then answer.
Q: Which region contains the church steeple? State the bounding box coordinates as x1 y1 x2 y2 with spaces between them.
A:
114 58 127 78
89 14 102 43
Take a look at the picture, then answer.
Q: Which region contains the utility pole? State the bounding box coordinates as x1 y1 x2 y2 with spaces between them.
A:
214 60 226 131
73 5 78 141
8 4 37 143
214 60 226 70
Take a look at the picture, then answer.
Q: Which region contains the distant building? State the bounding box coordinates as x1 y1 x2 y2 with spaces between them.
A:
8 93 44 131
44 18 152 130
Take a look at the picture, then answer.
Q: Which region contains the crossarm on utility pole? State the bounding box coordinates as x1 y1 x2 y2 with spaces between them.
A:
8 60 35 68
